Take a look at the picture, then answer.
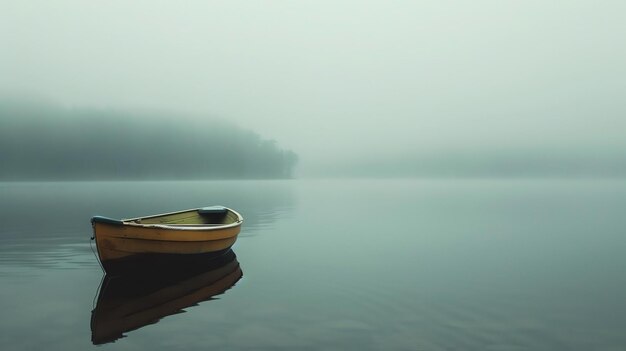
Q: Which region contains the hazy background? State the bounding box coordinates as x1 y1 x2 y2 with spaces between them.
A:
2 3 626 349
1 1 625 177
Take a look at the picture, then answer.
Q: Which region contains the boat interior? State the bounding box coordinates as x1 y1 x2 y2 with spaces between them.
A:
128 207 238 226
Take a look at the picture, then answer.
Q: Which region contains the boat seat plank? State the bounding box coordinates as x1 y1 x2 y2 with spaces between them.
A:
198 206 228 215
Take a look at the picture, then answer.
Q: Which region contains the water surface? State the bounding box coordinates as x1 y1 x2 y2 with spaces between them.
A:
1 179 625 350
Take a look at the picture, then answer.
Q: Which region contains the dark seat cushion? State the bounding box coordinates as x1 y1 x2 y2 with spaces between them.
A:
198 206 228 215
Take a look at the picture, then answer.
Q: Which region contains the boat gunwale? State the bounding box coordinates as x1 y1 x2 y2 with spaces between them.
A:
121 222 242 231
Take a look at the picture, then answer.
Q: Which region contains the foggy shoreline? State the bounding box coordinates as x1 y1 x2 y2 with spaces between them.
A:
0 99 298 180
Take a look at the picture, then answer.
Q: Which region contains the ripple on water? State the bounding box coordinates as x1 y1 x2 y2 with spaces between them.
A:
0 237 100 276
306 277 623 350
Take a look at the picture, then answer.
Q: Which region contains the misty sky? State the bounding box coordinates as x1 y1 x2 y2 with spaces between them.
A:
1 1 625 175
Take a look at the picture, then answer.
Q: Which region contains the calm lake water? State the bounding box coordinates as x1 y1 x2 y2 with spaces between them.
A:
1 179 625 350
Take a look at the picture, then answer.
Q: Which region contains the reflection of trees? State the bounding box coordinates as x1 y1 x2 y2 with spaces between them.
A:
0 100 298 180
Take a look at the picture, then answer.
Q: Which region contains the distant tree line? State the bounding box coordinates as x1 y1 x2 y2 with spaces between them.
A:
0 99 298 180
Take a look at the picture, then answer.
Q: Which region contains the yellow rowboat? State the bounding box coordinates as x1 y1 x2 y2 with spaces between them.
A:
91 249 242 345
91 206 243 274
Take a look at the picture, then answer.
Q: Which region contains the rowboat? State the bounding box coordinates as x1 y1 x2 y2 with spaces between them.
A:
91 249 242 344
91 206 243 274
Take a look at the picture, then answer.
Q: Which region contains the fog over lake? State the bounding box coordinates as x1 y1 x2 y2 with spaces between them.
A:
2 2 626 350
2 1 625 178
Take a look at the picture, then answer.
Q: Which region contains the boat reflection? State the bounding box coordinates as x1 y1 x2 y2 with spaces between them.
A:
90 249 242 345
